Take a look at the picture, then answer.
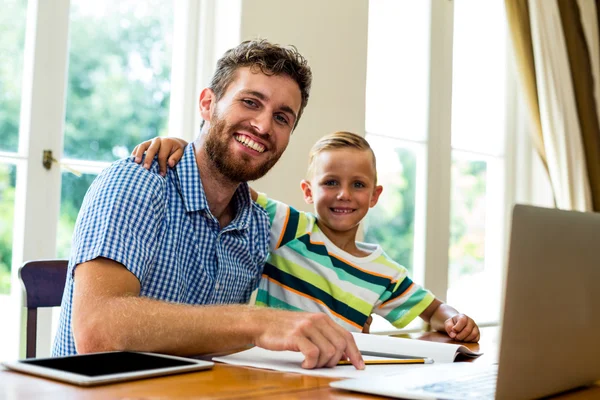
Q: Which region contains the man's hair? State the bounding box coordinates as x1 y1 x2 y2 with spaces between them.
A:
306 131 378 183
209 38 312 128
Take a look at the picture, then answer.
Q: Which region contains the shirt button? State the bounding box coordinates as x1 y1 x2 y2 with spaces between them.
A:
215 283 220 291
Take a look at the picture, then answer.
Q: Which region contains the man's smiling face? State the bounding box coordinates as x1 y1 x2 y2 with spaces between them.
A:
202 66 302 182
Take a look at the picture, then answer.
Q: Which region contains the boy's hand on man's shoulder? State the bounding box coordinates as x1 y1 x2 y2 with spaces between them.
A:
444 313 480 343
132 137 188 176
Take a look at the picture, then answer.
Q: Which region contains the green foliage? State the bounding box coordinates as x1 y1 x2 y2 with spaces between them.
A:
0 1 173 291
0 0 26 294
63 0 172 162
448 159 487 280
0 165 16 294
58 1 173 256
56 173 99 259
363 150 488 282
0 0 26 153
364 148 417 274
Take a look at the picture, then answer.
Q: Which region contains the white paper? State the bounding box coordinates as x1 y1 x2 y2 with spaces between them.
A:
352 332 481 363
213 346 431 379
214 333 482 378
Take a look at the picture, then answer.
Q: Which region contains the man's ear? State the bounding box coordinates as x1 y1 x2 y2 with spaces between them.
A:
199 88 216 122
300 180 314 204
370 185 383 208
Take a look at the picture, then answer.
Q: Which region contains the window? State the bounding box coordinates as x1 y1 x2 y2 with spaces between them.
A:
1 0 179 361
0 165 17 294
365 0 511 331
63 1 173 163
364 138 421 276
57 0 174 257
363 1 430 284
0 0 27 295
0 0 28 362
447 0 508 323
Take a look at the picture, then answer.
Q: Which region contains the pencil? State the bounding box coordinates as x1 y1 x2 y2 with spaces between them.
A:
337 358 432 366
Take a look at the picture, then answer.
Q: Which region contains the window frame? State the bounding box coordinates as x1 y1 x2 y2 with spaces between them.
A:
4 0 215 359
365 0 519 331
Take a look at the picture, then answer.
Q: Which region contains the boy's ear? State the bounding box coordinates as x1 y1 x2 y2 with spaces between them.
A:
370 185 383 208
300 180 314 204
199 88 216 122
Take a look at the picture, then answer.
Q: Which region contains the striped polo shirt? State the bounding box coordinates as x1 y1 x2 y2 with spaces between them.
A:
255 194 434 332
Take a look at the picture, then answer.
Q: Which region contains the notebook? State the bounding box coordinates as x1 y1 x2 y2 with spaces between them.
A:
331 204 600 399
2 351 214 386
212 331 481 379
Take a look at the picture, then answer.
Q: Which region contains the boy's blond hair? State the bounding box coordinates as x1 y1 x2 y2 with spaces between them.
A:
306 131 378 183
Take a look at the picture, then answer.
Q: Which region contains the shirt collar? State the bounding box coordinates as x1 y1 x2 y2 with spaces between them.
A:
176 143 253 230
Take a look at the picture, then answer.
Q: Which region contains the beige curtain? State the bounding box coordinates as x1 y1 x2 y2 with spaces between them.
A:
505 0 550 176
561 0 600 212
506 0 600 212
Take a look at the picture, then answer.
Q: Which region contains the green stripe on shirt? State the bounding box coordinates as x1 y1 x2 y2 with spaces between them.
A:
268 252 374 316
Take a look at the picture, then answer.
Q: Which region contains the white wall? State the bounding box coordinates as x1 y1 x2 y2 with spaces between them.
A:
236 0 370 210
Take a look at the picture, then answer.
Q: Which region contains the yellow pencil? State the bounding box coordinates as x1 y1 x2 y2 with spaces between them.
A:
337 358 433 366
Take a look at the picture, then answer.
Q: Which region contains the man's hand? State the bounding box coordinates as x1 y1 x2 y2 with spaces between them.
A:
444 314 480 342
132 137 188 176
251 309 365 370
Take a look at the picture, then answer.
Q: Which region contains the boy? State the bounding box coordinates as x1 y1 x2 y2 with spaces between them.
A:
133 132 480 342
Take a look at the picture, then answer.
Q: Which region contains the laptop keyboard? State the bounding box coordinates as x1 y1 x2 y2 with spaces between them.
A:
409 368 497 399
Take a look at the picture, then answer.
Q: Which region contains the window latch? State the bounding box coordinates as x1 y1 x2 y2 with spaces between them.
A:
42 149 82 177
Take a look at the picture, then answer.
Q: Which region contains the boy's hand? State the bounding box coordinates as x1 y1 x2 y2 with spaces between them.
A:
132 137 189 176
420 299 480 343
444 314 480 342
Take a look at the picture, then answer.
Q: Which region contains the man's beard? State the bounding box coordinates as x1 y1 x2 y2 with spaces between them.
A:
204 112 284 182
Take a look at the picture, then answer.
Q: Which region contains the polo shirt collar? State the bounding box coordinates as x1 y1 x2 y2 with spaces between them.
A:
176 143 253 230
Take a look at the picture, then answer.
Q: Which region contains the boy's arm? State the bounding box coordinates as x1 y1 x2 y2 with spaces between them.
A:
132 137 188 176
419 298 480 342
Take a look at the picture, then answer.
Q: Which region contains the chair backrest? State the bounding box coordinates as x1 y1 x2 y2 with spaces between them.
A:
19 259 69 358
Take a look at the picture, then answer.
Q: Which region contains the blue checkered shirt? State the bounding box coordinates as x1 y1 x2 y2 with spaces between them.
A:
52 144 270 356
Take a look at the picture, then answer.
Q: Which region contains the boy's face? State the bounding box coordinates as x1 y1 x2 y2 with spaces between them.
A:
199 66 302 182
301 148 383 238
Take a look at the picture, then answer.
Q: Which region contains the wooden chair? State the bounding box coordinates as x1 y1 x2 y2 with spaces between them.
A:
19 259 69 358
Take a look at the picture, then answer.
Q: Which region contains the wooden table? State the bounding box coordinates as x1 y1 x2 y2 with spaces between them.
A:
2 327 599 399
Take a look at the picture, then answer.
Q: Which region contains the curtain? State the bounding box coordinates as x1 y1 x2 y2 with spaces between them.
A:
505 0 600 212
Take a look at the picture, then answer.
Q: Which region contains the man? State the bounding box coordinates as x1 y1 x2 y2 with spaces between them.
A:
52 39 364 370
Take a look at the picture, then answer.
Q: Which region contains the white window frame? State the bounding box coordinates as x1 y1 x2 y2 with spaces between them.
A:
368 0 519 333
4 0 219 360
421 0 455 301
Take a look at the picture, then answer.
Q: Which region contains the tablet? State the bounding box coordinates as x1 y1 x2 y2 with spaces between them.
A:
2 351 214 386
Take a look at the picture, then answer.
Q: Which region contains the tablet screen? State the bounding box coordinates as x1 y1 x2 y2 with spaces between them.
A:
20 351 197 377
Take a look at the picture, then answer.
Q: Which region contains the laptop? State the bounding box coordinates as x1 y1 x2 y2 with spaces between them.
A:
331 204 600 399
